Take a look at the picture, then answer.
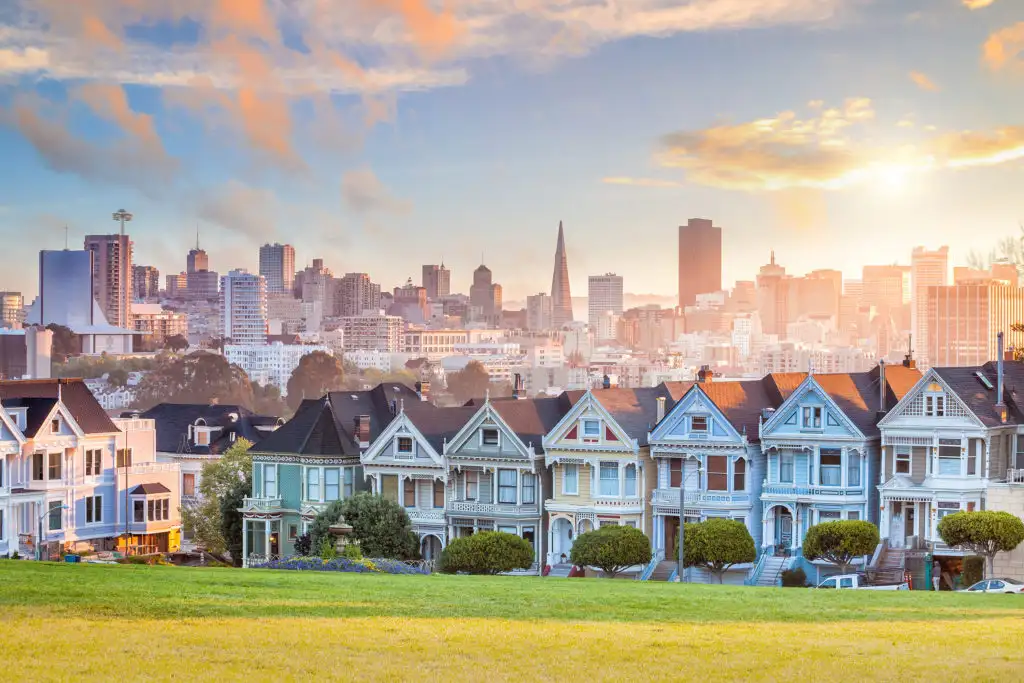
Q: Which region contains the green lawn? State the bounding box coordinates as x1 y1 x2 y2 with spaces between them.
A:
2 562 1023 681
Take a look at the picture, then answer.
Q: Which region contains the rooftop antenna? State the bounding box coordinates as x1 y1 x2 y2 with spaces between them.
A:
196 223 200 251
112 208 133 237
64 225 68 250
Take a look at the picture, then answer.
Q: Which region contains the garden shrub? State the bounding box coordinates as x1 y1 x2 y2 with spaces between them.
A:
570 525 652 578
440 532 534 575
780 567 807 588
962 556 985 587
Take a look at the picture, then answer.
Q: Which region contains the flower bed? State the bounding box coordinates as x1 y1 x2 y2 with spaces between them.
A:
250 556 429 575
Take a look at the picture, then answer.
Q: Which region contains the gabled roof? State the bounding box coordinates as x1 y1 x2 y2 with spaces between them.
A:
0 379 118 435
130 483 171 495
564 385 686 446
932 362 1024 428
697 378 784 443
489 396 574 453
0 398 58 438
402 402 477 454
134 403 280 455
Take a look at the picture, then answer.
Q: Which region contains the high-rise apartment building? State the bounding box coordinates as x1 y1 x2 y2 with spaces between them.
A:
588 273 624 328
185 233 218 301
551 222 574 327
912 246 949 367
0 292 24 329
924 281 1024 367
220 269 268 346
341 311 404 352
166 272 188 298
133 265 160 302
259 243 296 295
678 218 723 308
336 273 381 318
84 233 133 328
392 279 429 323
470 264 501 322
755 252 787 337
422 263 451 299
526 293 553 331
38 250 95 328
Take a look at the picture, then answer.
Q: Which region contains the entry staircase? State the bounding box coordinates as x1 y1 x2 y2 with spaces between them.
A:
649 560 677 581
547 564 573 578
868 545 907 585
756 555 789 587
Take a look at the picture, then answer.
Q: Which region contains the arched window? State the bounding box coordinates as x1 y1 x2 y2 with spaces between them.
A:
733 458 746 492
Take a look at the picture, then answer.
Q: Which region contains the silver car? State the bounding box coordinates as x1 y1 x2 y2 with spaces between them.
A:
960 578 1024 594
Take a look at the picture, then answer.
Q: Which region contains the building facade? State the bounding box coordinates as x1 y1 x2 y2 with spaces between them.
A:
342 311 404 352
220 269 268 346
336 273 382 318
678 218 722 308
133 265 160 302
911 246 949 369
0 292 24 329
588 273 624 329
924 283 1024 367
85 234 133 328
259 243 296 295
224 343 333 394
422 264 451 300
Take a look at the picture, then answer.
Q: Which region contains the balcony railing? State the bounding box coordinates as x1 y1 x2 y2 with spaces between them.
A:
1007 469 1024 484
448 501 539 516
243 497 282 511
651 488 751 508
761 483 865 497
408 509 446 522
118 463 180 475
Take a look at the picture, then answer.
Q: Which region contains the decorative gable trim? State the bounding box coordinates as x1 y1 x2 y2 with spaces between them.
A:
541 390 637 453
760 375 866 441
0 405 26 445
361 413 443 467
444 402 533 459
38 402 86 439
878 369 984 428
649 385 743 445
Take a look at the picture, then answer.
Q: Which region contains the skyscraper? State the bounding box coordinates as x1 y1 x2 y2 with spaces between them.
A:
38 250 95 328
925 280 1024 367
84 233 133 328
912 245 949 367
422 263 451 299
336 273 382 317
186 231 218 301
0 292 24 329
133 265 160 302
588 273 624 328
550 221 573 327
220 269 268 346
526 293 553 331
678 218 723 307
755 251 788 337
259 243 296 294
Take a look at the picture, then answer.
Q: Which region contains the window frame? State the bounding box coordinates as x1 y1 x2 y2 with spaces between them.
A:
802 406 823 429
732 458 746 492
47 452 62 481
937 440 962 476
47 500 63 531
50 418 60 434
705 455 728 492
819 448 843 487
562 463 579 496
264 464 278 498
497 469 518 505
306 467 320 501
669 459 682 487
894 446 912 475
324 468 340 502
182 473 196 497
84 495 102 525
464 471 479 501
343 467 354 499
624 464 638 497
481 428 500 447
433 480 445 508
396 436 414 455
403 477 416 508
581 419 601 438
598 462 619 497
521 472 536 504
85 449 103 477
690 415 708 434
32 452 44 481
133 499 145 523
847 451 861 487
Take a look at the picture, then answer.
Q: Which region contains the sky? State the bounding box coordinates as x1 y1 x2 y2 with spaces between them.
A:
0 0 1022 303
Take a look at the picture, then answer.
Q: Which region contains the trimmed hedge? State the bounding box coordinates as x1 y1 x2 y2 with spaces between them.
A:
570 525 652 578
780 567 807 588
440 532 534 575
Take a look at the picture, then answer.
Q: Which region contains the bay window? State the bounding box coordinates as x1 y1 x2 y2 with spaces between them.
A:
465 471 479 500
819 449 842 487
936 501 960 523
818 510 841 523
48 452 62 480
625 464 637 497
433 480 445 508
133 500 144 523
498 470 518 504
381 474 398 503
706 456 728 491
895 446 911 475
1016 435 1024 470
85 450 102 476
847 451 861 487
733 458 746 492
32 453 44 481
563 464 578 495
670 459 682 487
403 478 416 507
263 465 277 498
306 468 320 501
599 462 619 496
343 467 354 499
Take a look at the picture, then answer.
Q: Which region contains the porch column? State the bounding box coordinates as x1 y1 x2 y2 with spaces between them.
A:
879 501 890 541
492 467 498 504
975 439 982 477
984 439 991 480
516 468 521 505
398 476 405 507
792 508 801 550
880 446 886 485
242 518 248 567
763 512 772 549
264 519 271 556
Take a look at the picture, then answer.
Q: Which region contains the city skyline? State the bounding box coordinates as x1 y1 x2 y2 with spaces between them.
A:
0 1 1022 300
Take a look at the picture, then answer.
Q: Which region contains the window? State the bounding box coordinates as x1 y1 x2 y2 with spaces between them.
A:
563 464 578 495
522 473 536 504
582 419 600 438
325 469 340 501
482 429 499 446
32 453 44 481
690 416 708 433
819 449 842 487
433 480 445 508
847 451 861 487
733 458 746 492
148 498 170 522
289 524 298 540
522 526 535 549
195 430 210 446
780 452 794 483
847 510 861 521
48 500 62 531
936 501 960 523
818 510 841 522
116 448 133 468
599 462 619 496
895 446 911 475
497 525 517 535
802 406 823 429
938 440 961 476
396 437 414 455
839 576 855 589
306 468 320 501
625 464 637 497
48 452 62 480
343 468 354 499
133 500 144 522
50 418 60 434
819 577 837 589
670 459 682 487
925 394 946 417
381 475 398 503
85 450 102 476
624 520 638 528
706 455 728 491
404 478 416 507
498 470 518 504
85 496 102 524
263 465 277 498
1016 435 1024 470
465 471 479 500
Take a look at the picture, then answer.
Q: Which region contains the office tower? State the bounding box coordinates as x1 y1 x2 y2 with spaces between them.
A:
588 273 624 328
527 293 553 331
678 218 723 307
336 273 382 318
789 270 841 321
1 292 25 329
187 233 208 274
185 232 218 301
84 233 133 328
133 265 160 302
392 279 429 323
470 264 498 319
38 250 95 328
422 263 451 299
259 243 296 294
925 281 1024 367
220 269 268 345
912 246 949 367
755 252 788 336
166 272 187 298
551 222 574 327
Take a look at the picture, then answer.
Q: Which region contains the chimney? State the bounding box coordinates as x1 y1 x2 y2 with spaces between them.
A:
997 332 1007 423
656 396 666 424
513 373 525 399
903 334 916 369
415 381 431 402
698 365 714 383
354 415 371 448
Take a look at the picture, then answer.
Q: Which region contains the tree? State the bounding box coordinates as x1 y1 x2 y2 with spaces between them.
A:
46 324 79 364
967 223 1024 282
107 368 129 388
570 525 652 578
164 334 189 353
803 520 879 574
439 532 534 575
937 511 1024 579
339 493 420 560
683 519 756 583
134 352 254 411
220 478 250 567
252 382 287 417
309 500 346 553
286 351 345 411
446 360 491 404
180 438 253 554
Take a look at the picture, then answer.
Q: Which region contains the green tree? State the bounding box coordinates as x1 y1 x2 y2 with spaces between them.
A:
683 519 756 583
309 500 346 552
107 368 129 388
803 520 880 574
180 438 253 554
134 352 254 411
439 532 534 575
937 511 1024 578
164 334 190 353
339 493 420 560
446 360 491 404
46 324 80 364
286 351 345 410
570 525 652 578
220 478 250 567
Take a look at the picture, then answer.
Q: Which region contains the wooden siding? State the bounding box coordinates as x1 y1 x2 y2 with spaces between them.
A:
551 462 595 506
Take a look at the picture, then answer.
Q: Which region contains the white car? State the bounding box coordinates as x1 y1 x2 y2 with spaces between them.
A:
960 578 1024 594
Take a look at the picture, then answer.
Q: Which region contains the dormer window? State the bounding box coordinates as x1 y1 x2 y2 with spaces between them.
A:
482 429 499 447
397 437 414 454
50 418 60 434
802 406 823 429
690 416 708 433
195 430 210 446
582 419 600 438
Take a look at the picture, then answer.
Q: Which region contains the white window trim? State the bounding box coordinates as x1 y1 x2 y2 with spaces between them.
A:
597 461 620 498
690 415 709 434
264 463 279 498
395 436 415 457
562 463 579 496
894 445 912 476
480 428 500 448
465 471 479 501
801 405 823 430
581 418 601 439
84 495 103 525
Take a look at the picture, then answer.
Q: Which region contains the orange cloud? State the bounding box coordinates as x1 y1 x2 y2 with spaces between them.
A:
365 0 465 56
931 126 1024 168
983 22 1024 71
74 83 162 151
909 71 939 92
963 0 996 8
210 0 279 42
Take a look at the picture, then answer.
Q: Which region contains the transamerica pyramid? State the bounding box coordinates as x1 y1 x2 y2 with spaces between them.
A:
551 221 574 327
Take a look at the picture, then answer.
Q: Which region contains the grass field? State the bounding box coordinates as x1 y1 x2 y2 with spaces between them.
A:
2 562 1023 681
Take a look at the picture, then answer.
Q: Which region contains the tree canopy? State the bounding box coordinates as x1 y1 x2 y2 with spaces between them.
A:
803 520 879 574
164 334 190 353
570 525 652 578
446 360 491 404
180 438 253 555
134 352 253 410
252 382 287 417
937 511 1024 578
46 324 79 363
286 351 345 410
339 493 420 560
683 519 756 583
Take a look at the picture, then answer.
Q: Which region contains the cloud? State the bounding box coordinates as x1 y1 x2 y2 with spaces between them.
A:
983 22 1024 71
0 47 48 73
963 0 996 8
602 177 683 188
909 71 939 92
73 83 164 152
196 181 279 241
930 126 1024 169
341 168 411 214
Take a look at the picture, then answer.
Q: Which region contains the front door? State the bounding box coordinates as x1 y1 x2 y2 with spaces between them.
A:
270 533 280 556
904 504 916 546
665 516 679 557
778 511 793 550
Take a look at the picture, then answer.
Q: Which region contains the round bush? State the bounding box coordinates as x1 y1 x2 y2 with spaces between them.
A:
570 525 652 578
439 532 534 575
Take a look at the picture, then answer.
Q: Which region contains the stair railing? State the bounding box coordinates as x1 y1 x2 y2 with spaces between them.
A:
638 549 665 581
744 550 770 586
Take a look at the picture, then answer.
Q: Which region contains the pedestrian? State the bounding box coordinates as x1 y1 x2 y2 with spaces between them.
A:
932 560 942 591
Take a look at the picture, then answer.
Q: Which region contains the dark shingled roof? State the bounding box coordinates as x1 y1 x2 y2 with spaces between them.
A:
1 397 57 438
490 396 574 453
0 378 119 435
130 483 171 495
933 361 1024 427
565 385 689 446
133 403 280 455
403 402 478 453
696 378 784 443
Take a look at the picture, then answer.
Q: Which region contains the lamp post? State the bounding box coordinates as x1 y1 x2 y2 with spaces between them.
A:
677 460 704 583
37 504 69 561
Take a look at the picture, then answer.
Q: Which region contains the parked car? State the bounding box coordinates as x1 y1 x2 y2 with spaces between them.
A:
817 574 910 591
959 578 1024 594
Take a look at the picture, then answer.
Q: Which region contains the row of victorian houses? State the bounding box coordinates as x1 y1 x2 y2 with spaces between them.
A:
236 349 1024 585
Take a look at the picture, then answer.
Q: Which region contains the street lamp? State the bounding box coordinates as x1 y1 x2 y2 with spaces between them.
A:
677 460 704 583
37 504 69 561
112 208 133 236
